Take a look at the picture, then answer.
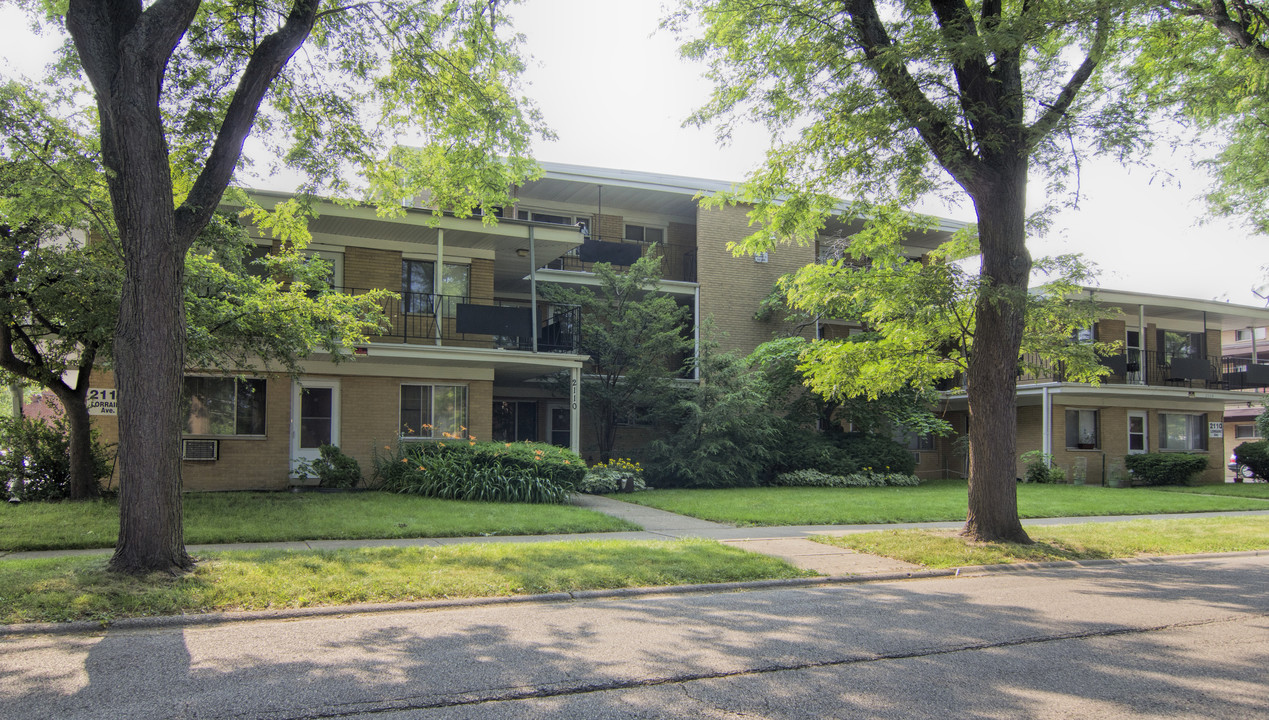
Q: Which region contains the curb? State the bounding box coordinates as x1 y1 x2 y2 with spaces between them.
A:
3 549 1265 638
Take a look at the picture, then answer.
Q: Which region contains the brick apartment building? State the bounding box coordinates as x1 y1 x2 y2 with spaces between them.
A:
79 163 1269 488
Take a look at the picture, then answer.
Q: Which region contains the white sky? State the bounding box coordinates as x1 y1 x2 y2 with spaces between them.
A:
3 2 1263 306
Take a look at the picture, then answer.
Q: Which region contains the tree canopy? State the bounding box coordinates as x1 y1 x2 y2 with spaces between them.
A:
1128 1 1269 237
541 255 692 461
13 0 548 573
675 0 1145 542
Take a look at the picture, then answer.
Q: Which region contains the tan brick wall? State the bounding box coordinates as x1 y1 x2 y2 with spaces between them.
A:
697 203 815 356
181 375 291 491
470 258 493 302
1096 319 1125 345
91 372 496 492
667 221 696 249
345 246 401 291
596 213 623 242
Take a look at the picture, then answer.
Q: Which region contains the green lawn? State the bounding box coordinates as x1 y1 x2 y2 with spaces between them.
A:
0 492 638 552
1152 483 1269 499
818 516 1269 568
613 480 1269 526
0 539 812 624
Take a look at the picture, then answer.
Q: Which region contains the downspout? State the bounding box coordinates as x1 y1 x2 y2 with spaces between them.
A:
693 286 701 381
529 226 538 353
1042 386 1052 465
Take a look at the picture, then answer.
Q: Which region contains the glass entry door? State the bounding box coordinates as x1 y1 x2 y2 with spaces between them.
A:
1127 411 1148 455
291 379 340 475
547 403 570 448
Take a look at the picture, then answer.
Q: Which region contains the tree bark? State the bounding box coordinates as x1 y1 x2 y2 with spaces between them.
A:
49 381 99 501
962 161 1032 544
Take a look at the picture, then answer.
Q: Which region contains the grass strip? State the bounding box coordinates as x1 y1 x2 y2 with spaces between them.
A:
0 539 812 625
1151 483 1269 499
613 481 1269 526
0 492 639 552
816 516 1269 569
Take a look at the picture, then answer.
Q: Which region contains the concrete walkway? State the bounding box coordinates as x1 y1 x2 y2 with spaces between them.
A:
5 494 1269 577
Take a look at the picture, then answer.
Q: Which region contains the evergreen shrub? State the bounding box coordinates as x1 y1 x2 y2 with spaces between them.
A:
1123 452 1210 486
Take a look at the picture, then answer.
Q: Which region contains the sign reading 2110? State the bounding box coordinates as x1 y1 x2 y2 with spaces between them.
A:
87 388 117 416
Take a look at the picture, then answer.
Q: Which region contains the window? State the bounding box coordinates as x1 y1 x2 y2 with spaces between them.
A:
1159 413 1208 451
1065 409 1100 449
183 377 266 436
1158 330 1205 361
1071 326 1095 344
400 384 468 439
623 224 665 245
517 209 589 236
1235 423 1260 439
401 260 470 313
893 428 935 452
492 400 537 442
1235 328 1267 341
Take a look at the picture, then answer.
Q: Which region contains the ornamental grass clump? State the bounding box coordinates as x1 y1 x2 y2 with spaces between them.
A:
372 440 584 503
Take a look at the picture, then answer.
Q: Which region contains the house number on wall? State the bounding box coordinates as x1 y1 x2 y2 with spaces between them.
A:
87 388 118 416
570 376 579 411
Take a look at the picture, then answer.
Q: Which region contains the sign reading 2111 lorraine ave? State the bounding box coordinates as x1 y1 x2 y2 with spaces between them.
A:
87 388 117 416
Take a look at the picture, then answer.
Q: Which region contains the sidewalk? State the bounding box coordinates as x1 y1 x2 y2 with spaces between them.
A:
6 494 1269 577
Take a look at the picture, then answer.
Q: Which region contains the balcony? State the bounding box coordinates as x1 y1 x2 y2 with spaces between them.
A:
542 235 697 283
1017 350 1269 390
343 288 581 354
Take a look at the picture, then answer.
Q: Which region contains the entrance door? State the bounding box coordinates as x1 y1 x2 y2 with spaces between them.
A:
291 379 340 475
547 403 570 448
1127 411 1148 455
1126 330 1144 385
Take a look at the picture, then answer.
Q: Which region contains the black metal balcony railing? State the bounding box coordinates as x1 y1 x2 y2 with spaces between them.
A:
543 235 698 283
342 288 581 354
1017 349 1269 390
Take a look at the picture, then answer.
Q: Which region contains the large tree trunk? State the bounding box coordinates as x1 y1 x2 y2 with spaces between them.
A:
103 110 192 574
963 163 1032 545
67 3 196 575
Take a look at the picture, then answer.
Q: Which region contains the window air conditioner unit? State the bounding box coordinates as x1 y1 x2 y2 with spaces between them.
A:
182 439 219 461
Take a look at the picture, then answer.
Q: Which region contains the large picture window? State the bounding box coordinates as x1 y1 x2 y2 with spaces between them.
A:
1160 413 1208 451
400 384 468 439
401 260 471 313
184 377 266 436
1065 409 1100 450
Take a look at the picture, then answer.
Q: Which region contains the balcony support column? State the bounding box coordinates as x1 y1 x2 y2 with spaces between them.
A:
569 365 581 456
435 230 444 346
1041 386 1052 465
529 226 538 353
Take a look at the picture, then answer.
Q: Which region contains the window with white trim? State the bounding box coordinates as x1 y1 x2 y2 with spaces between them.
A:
1159 413 1208 451
1065 409 1100 449
183 377 266 436
400 384 468 439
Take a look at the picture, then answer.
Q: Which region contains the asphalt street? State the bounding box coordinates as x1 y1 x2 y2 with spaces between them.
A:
2 554 1267 719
